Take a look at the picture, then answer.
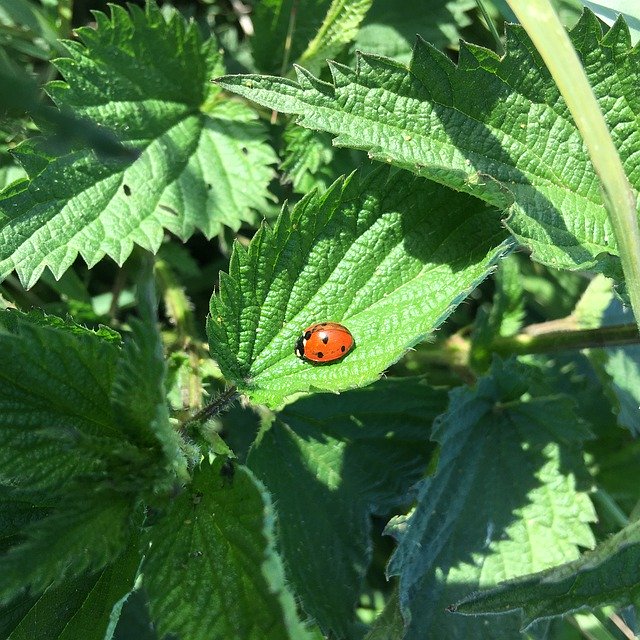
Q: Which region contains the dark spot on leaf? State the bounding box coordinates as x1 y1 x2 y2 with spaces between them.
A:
192 491 203 506
317 352 324 358
207 183 212 190
123 184 131 196
241 146 249 155
220 459 235 483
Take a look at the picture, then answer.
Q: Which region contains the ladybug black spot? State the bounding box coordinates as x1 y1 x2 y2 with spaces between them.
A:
317 352 324 358
321 335 329 344
341 345 345 352
305 331 312 340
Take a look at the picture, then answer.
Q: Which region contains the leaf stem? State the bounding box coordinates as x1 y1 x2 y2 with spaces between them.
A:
507 0 640 333
476 0 504 56
592 489 629 529
490 322 639 356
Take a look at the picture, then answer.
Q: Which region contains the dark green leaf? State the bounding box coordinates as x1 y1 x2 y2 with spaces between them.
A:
386 359 595 639
3 532 142 640
452 518 640 629
144 458 314 640
248 377 447 637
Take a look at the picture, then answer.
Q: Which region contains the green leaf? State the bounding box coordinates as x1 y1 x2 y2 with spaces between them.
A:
207 167 510 406
247 377 448 637
0 4 276 288
386 359 596 639
0 488 137 605
251 0 332 74
354 0 475 63
280 121 360 193
217 12 640 287
0 162 26 190
0 310 122 491
0 310 184 603
298 0 373 75
143 458 313 640
601 347 640 436
111 317 189 485
3 533 142 640
362 588 405 640
280 123 335 192
452 518 640 629
583 1 640 44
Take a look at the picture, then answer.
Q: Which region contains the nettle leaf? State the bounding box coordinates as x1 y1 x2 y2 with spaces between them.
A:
207 167 510 406
280 123 336 192
0 310 180 602
217 11 640 286
2 532 141 640
0 310 122 491
471 254 525 371
354 0 475 63
452 518 640 629
280 122 358 193
386 359 596 639
143 458 314 640
0 3 277 288
0 488 136 605
111 318 189 484
247 377 448 637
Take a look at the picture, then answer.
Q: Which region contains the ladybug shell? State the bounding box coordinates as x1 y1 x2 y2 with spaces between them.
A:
295 322 354 364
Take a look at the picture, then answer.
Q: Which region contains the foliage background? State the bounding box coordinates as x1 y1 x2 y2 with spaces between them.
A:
0 1 639 639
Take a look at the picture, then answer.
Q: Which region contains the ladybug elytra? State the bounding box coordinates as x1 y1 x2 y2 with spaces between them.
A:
294 322 354 364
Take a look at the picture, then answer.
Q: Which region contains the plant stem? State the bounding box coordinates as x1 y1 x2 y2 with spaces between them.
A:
593 489 629 530
507 0 640 333
491 323 639 356
476 0 504 56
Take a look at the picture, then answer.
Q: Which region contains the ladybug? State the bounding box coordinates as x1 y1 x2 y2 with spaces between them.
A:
295 322 354 364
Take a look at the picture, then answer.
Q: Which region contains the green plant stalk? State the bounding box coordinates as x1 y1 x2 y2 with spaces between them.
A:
476 0 505 56
507 0 640 333
491 323 639 356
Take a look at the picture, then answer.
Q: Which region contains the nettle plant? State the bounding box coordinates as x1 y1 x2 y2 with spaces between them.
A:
0 1 639 639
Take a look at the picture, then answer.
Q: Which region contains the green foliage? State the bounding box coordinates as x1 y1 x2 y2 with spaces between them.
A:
217 11 639 291
354 0 476 63
247 378 448 636
297 0 373 75
0 3 276 288
143 458 315 640
387 359 596 638
208 167 510 406
453 518 640 629
1 2 639 639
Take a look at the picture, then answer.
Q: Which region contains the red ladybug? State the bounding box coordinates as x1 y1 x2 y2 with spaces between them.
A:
295 322 354 364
